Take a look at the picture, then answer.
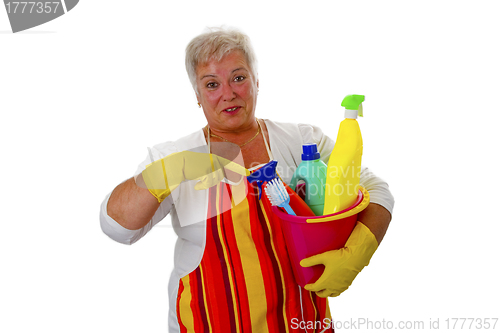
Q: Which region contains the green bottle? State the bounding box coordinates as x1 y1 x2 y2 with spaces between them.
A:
289 143 328 216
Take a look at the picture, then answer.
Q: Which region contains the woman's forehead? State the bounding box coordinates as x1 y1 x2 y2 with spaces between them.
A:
197 51 250 77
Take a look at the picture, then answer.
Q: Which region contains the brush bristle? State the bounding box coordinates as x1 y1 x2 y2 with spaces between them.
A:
265 182 280 206
265 178 289 206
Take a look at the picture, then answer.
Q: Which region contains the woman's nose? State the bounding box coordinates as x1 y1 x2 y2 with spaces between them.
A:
222 84 236 101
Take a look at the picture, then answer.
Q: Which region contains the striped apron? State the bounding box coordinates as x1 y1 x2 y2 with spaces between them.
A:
175 173 334 332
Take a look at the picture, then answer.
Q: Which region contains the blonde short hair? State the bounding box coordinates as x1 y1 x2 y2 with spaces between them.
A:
185 27 258 95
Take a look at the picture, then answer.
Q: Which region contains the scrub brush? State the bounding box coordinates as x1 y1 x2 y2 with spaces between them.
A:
265 178 296 215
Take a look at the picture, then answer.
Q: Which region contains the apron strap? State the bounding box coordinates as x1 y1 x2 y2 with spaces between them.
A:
257 118 274 160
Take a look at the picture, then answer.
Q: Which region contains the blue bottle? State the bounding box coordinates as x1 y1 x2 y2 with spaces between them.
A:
289 143 328 216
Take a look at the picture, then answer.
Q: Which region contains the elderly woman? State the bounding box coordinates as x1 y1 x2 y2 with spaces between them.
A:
101 27 394 333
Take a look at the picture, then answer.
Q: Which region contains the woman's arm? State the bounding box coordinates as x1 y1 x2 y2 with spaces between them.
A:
358 167 395 244
357 202 391 244
106 148 249 232
107 176 161 231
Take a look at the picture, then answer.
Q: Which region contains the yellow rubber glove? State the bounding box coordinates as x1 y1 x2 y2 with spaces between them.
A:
300 221 378 298
141 150 249 203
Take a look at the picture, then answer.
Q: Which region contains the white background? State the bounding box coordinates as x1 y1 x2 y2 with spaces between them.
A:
1 1 499 332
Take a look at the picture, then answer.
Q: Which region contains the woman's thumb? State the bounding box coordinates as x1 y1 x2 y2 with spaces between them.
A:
300 253 325 268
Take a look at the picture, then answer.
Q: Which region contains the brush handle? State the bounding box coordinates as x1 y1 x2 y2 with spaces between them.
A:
283 204 296 216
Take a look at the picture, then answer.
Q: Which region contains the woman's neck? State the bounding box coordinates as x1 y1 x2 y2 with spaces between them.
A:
206 118 260 147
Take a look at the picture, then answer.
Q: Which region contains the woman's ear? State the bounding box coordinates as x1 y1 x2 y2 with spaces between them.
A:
195 91 201 107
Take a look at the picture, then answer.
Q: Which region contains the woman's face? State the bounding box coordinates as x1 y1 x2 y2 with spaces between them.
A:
195 51 259 133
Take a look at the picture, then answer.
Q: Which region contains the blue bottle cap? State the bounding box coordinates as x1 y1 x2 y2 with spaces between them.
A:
302 143 320 161
247 160 278 200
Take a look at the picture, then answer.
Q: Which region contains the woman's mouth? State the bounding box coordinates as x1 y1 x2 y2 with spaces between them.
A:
223 106 241 113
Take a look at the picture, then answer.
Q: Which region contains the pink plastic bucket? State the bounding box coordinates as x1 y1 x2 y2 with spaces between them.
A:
272 187 370 287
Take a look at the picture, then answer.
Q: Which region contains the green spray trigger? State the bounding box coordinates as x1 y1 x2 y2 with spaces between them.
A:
341 94 365 117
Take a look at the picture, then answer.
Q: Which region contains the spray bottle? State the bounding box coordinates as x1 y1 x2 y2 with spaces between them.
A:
289 143 328 216
323 94 365 215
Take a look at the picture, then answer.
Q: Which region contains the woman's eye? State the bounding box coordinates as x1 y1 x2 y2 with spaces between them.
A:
206 82 218 88
234 75 246 82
